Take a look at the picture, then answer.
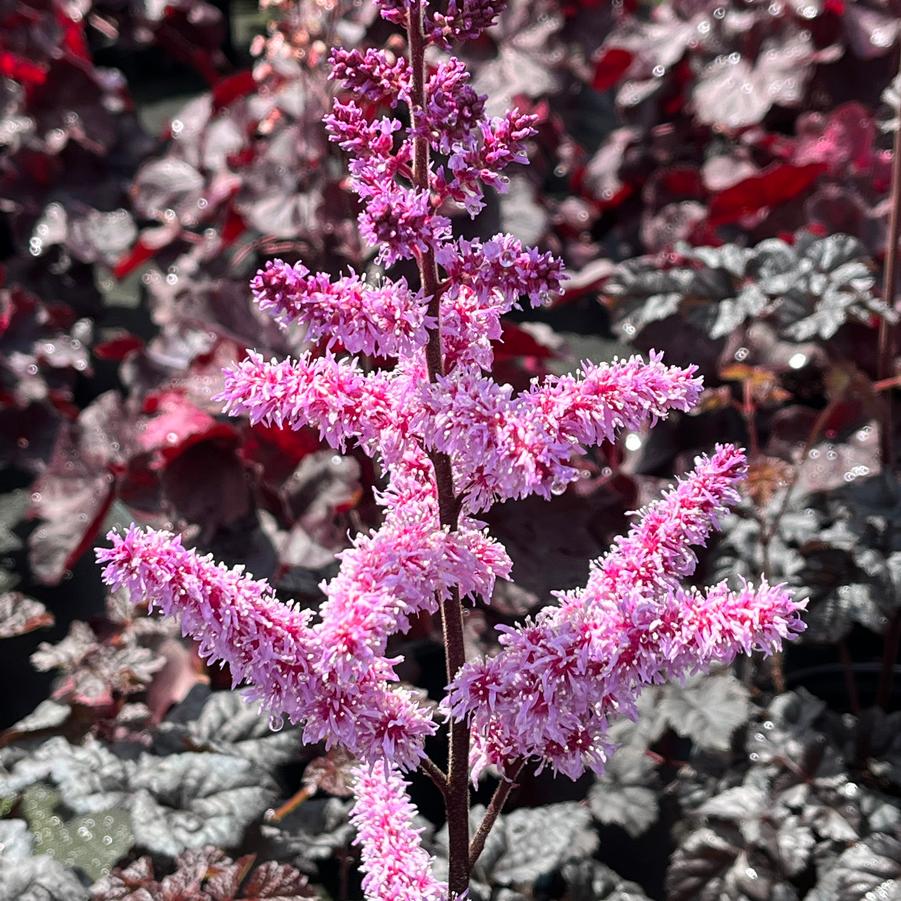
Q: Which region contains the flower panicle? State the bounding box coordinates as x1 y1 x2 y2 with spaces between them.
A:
97 0 803 885
446 446 807 780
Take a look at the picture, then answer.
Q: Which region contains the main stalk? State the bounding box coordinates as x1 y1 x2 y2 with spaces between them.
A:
406 3 471 896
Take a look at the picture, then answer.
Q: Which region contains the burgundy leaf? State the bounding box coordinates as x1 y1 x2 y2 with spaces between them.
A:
708 163 827 227
139 391 238 469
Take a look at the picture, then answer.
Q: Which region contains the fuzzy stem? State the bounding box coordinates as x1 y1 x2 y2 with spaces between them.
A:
406 5 471 896
421 755 449 796
468 762 524 870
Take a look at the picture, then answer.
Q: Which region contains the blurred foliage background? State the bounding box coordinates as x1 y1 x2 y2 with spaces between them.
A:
2 0 901 898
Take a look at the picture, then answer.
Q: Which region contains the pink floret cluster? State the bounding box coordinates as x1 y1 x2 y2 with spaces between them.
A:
417 352 702 509
445 445 807 779
350 763 447 901
97 525 435 770
96 0 806 894
250 260 431 358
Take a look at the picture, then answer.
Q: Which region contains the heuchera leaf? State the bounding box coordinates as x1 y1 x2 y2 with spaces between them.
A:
0 863 87 901
443 803 599 889
31 620 166 708
588 746 659 837
21 783 133 882
27 392 126 585
707 164 827 227
592 48 634 91
820 830 901 901
129 752 278 856
652 672 750 752
156 688 303 769
0 591 53 638
90 847 315 900
666 824 798 901
559 859 652 901
139 390 238 469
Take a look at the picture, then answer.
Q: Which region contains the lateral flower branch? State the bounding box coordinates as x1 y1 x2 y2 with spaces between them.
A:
96 0 807 897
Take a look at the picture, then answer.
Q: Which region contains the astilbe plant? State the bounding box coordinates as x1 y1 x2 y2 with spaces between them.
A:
95 0 807 897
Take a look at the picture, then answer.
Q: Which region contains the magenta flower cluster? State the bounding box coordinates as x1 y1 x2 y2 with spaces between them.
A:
446 444 806 780
97 0 805 896
350 763 446 901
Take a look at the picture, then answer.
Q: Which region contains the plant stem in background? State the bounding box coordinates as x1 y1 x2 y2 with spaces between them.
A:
878 52 901 471
877 51 901 714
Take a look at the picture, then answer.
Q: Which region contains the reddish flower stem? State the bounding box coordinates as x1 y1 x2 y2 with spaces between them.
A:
878 52 901 470
407 4 471 896
468 761 524 870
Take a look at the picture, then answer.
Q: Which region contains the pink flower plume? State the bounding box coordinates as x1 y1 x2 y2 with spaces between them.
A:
350 762 446 901
250 259 432 358
447 445 806 780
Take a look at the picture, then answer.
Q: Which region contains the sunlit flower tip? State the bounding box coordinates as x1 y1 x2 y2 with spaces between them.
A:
216 351 393 451
428 0 509 47
96 526 317 722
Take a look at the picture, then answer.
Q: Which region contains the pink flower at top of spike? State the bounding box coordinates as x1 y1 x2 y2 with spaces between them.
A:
428 0 509 48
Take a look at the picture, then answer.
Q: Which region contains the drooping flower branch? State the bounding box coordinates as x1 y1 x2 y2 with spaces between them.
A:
97 526 436 769
96 0 806 895
350 763 448 900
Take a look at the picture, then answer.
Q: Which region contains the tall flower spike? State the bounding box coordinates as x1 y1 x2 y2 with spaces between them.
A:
350 763 447 901
98 0 803 891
